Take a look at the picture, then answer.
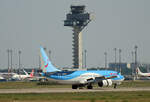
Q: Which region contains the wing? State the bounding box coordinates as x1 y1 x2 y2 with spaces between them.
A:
79 74 117 84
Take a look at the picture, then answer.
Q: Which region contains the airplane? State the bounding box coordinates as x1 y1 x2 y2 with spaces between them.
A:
12 69 34 80
40 46 124 89
136 67 150 77
0 72 18 80
0 75 6 82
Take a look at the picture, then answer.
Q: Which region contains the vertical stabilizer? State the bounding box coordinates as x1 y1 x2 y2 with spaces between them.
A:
30 69 34 77
40 53 46 72
136 67 143 75
23 69 29 75
40 47 61 72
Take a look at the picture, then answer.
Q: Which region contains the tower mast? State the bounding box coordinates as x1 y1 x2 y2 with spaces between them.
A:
64 5 92 69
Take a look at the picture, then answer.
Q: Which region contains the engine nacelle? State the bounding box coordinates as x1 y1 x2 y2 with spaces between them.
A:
98 79 112 87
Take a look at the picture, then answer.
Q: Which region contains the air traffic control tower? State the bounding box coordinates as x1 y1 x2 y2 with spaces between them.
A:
64 5 92 69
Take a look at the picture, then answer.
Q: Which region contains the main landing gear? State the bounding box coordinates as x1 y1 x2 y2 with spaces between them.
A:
72 84 93 89
114 83 117 89
87 85 93 89
72 84 78 89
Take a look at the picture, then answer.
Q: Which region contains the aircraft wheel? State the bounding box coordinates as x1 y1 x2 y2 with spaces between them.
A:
72 85 78 89
87 85 93 89
39 78 45 82
114 83 117 89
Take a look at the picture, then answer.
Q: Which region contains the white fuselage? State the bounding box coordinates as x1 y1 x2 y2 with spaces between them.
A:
12 74 31 80
45 72 124 85
47 72 101 84
137 68 150 77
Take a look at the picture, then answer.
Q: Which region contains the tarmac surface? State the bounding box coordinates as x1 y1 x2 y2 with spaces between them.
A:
0 87 150 93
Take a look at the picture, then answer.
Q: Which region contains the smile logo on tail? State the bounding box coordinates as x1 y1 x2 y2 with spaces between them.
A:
45 63 48 68
45 59 49 68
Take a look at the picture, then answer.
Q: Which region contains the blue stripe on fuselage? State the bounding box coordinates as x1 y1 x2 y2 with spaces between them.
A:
46 70 124 81
112 73 124 81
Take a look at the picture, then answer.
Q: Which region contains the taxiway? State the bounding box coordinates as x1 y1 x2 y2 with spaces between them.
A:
0 87 150 93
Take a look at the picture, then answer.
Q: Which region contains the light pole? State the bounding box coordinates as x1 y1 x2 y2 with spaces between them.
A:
119 49 122 74
134 45 138 71
104 52 107 69
0 50 0 68
48 50 51 60
114 48 117 71
131 51 134 76
131 51 134 63
18 50 21 75
134 45 138 79
84 50 87 68
10 49 13 73
7 49 10 73
39 55 41 70
82 51 84 68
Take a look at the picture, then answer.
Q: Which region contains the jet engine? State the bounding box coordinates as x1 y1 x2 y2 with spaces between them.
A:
98 79 112 87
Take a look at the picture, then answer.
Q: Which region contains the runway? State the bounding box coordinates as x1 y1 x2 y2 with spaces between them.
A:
0 87 150 93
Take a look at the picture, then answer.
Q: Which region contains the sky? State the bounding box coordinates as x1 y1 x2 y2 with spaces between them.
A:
0 0 150 69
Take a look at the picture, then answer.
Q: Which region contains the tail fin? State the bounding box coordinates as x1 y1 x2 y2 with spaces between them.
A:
30 69 34 77
136 67 142 74
40 46 61 72
23 69 29 75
